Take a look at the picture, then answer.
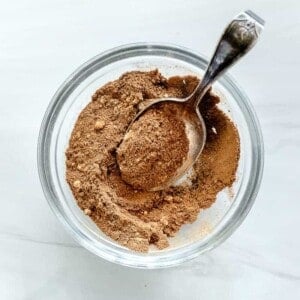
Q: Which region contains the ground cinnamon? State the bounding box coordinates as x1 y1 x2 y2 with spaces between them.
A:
66 70 240 252
117 102 189 191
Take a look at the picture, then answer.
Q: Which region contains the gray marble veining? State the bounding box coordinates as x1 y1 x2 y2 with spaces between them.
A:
0 0 300 299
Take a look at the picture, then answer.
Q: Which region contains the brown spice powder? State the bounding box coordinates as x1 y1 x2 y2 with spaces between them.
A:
66 70 240 252
117 102 189 191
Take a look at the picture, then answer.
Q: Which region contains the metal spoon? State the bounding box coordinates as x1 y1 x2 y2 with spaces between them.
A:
119 10 265 191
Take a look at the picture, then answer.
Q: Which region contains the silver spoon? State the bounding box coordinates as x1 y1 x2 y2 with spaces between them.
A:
119 10 265 191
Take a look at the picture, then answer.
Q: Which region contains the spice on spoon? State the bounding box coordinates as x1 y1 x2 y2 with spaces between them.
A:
117 102 189 191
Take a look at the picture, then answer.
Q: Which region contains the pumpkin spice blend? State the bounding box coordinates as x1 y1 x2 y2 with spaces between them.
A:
117 102 190 191
66 70 240 252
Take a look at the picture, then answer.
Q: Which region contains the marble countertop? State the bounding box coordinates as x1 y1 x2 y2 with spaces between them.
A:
1 0 299 299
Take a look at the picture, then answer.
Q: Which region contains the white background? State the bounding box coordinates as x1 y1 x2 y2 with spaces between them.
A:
1 0 300 299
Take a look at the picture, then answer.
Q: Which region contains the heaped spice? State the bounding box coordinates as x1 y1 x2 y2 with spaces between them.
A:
66 70 240 252
117 102 189 191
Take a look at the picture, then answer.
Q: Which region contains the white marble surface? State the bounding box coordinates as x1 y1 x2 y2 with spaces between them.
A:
0 0 300 299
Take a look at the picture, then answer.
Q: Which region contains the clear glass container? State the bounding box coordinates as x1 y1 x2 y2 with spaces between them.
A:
37 43 264 268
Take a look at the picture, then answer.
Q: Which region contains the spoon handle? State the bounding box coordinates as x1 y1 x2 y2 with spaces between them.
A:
192 10 265 107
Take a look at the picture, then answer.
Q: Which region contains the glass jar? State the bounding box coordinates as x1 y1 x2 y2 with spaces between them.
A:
38 43 264 268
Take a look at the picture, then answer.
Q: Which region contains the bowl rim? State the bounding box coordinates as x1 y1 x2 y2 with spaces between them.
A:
37 42 264 268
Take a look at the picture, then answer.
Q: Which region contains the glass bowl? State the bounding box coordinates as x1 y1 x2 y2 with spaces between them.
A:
37 43 264 268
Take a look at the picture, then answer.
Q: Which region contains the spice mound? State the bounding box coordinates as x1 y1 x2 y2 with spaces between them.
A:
117 102 189 191
66 70 240 252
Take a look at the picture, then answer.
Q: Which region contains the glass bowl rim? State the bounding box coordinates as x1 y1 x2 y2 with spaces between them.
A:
37 42 264 268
